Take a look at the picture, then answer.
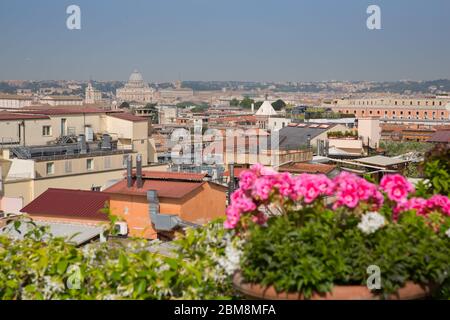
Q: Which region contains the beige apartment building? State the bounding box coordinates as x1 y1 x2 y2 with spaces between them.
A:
0 107 154 163
0 108 161 214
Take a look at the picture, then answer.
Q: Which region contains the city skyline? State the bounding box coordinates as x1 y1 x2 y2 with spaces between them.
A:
1 0 450 82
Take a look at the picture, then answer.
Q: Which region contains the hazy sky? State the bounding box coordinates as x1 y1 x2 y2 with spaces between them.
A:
1 0 449 82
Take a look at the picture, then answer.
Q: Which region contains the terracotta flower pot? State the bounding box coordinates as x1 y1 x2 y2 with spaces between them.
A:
233 272 434 300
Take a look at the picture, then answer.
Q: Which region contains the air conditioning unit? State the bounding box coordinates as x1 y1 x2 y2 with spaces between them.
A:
114 222 128 236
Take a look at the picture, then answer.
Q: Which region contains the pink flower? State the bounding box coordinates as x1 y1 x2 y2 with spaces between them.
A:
251 212 268 225
239 171 257 191
380 174 414 203
224 206 241 229
340 191 359 208
393 194 450 220
252 176 275 200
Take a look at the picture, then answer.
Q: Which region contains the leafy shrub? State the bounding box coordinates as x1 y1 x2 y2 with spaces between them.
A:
241 209 450 298
416 144 450 197
0 219 235 300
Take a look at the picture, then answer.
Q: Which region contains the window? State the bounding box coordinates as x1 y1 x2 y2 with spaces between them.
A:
65 161 72 173
46 162 55 175
86 159 94 171
42 126 52 136
104 157 111 169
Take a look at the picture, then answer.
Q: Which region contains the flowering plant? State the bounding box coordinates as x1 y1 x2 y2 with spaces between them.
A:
226 164 450 298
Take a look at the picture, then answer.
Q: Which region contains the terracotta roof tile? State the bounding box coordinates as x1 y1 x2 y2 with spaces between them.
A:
19 107 107 115
20 189 110 221
427 130 450 143
104 171 209 198
0 112 49 120
104 179 204 198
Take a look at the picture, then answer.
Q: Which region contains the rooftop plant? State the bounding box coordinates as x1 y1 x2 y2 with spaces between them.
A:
224 164 450 299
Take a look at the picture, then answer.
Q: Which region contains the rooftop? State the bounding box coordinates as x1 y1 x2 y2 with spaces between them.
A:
0 94 33 100
20 107 108 115
427 130 450 143
278 123 340 150
104 171 210 198
41 95 83 101
1 221 104 246
20 188 110 221
278 162 337 175
109 112 148 122
0 111 49 121
355 155 410 167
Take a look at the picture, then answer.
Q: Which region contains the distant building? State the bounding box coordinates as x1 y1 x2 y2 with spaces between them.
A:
85 82 102 104
330 97 450 122
0 107 163 213
40 95 83 106
267 117 291 131
116 70 154 103
255 100 278 129
0 94 34 109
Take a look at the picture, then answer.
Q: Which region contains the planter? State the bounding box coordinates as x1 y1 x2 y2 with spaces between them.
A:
233 272 434 300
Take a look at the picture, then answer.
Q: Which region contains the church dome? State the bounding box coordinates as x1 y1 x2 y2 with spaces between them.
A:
129 70 144 82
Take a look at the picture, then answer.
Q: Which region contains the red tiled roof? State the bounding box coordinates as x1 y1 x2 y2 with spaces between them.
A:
19 107 107 115
108 112 148 122
223 167 248 177
20 188 110 221
0 112 49 121
105 171 209 198
104 179 204 198
427 130 450 143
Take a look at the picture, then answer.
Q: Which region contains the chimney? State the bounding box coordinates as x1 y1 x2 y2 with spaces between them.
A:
147 190 160 222
78 134 87 154
306 134 311 148
126 155 133 188
228 162 235 204
251 103 255 113
136 154 143 189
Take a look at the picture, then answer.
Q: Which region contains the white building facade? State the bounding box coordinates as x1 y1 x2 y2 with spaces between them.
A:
116 70 154 103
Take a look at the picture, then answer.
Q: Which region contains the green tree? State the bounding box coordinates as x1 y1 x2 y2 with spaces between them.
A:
239 97 255 109
230 98 240 106
119 102 130 109
271 99 286 111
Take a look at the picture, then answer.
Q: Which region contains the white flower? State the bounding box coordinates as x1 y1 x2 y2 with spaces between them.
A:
358 211 386 235
216 237 243 276
445 228 450 238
